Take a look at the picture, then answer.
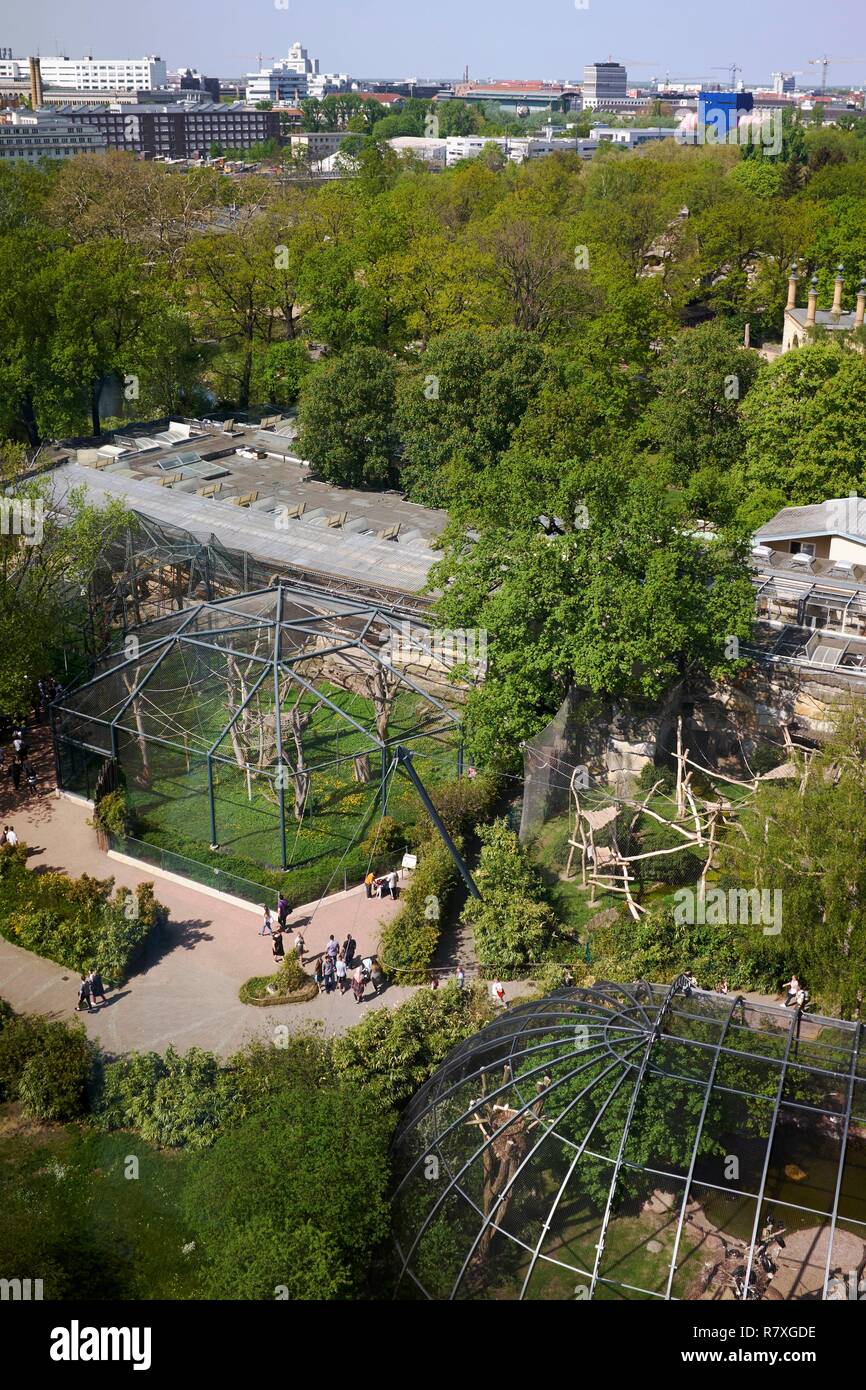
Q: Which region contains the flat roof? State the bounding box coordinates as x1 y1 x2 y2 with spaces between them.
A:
46 417 447 595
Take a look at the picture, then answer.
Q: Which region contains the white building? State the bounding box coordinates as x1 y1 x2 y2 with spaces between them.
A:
246 42 330 105
581 61 628 109
0 109 107 162
24 55 167 91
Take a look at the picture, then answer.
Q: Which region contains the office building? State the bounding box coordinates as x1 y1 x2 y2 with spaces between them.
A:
0 109 107 161
55 102 282 158
581 61 628 109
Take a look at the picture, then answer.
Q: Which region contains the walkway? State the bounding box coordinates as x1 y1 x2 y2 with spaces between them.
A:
0 735 523 1055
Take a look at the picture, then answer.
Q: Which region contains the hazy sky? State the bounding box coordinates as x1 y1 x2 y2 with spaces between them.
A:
9 0 866 86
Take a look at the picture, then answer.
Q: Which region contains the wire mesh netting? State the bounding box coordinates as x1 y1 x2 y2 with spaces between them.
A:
53 583 465 874
389 979 866 1301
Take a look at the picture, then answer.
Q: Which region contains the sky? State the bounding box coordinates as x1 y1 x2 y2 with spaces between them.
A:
8 0 866 88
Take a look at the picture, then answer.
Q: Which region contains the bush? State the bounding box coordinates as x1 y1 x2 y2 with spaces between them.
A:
378 839 459 983
636 827 703 887
638 762 676 795
0 1015 93 1119
331 982 495 1112
462 819 560 978
91 789 134 837
0 857 165 983
95 1047 242 1151
239 954 318 1005
413 772 503 844
363 815 411 857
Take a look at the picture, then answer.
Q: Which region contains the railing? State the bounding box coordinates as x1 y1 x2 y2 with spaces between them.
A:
108 833 406 910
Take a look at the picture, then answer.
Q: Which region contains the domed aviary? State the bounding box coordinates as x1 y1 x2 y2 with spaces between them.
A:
389 979 866 1301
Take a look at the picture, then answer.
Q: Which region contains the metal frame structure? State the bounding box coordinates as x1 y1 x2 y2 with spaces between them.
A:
390 979 866 1301
52 582 464 870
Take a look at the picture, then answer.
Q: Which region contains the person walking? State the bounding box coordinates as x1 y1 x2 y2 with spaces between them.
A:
325 934 339 961
277 893 291 929
25 763 37 796
0 827 6 847
782 973 801 1007
88 968 107 1007
364 870 375 898
335 952 348 994
343 933 356 968
259 905 274 937
352 963 366 1003
294 930 306 963
314 958 324 992
5 826 17 848
455 964 465 989
77 976 93 1013
322 954 336 994
490 979 507 1009
370 957 384 996
388 869 399 900
10 761 21 792
272 929 285 963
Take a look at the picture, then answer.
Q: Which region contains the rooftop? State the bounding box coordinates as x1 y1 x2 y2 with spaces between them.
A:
755 498 866 545
45 416 447 597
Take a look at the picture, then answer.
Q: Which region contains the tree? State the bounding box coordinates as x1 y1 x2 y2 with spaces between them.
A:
395 327 549 510
297 346 398 486
739 340 866 514
430 471 755 769
646 321 761 484
183 1083 392 1299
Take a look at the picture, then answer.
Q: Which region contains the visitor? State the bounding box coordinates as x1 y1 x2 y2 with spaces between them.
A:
272 929 285 962
343 933 356 968
455 964 465 989
326 934 339 961
0 827 6 847
490 979 507 1009
323 955 336 994
335 952 348 994
352 963 366 1003
369 957 384 996
782 973 801 1008
563 966 574 987
10 761 21 792
377 874 391 899
12 731 27 760
87 968 107 1007
77 976 93 1013
5 826 17 848
314 959 324 992
294 930 305 963
25 763 37 796
277 893 291 928
388 869 399 900
716 978 729 995
364 870 375 899
430 973 439 990
683 970 698 996
259 905 274 937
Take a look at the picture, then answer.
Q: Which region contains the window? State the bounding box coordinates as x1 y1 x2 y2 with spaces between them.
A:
791 542 816 557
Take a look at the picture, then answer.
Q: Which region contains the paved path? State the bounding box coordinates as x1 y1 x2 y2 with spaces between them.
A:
0 746 425 1054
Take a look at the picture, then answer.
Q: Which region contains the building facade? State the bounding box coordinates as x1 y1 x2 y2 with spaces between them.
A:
581 62 628 109
54 102 282 158
11 55 168 90
782 265 866 353
0 110 107 161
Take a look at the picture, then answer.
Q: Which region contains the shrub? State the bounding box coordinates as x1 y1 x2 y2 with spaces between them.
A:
636 827 703 887
412 772 503 844
91 789 134 837
95 1047 242 1151
638 762 676 796
331 982 495 1112
461 819 560 977
363 815 411 857
378 839 459 983
18 1021 93 1121
239 954 318 1005
0 1014 93 1119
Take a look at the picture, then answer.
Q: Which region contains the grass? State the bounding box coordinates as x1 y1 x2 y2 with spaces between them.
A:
0 1104 200 1299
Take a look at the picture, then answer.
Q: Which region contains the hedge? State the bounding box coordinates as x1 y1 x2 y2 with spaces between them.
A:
378 839 460 984
0 1008 94 1121
0 846 166 983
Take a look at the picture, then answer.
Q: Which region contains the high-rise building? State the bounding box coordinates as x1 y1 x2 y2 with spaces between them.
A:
772 71 797 94
581 61 628 109
18 55 168 91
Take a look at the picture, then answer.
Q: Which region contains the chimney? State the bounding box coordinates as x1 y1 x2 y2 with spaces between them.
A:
786 262 798 311
856 279 866 329
832 263 845 318
28 56 43 109
806 274 818 328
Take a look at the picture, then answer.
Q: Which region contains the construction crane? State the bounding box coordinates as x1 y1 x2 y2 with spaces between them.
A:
229 52 276 70
711 63 742 89
808 55 866 92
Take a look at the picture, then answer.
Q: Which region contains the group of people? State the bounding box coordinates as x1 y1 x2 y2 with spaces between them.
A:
308 932 380 1002
2 727 37 797
683 969 810 1011
0 825 19 848
76 968 108 1013
363 869 399 899
258 893 294 961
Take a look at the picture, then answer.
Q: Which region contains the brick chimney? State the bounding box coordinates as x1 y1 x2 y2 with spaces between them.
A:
786 262 798 311
806 274 818 328
28 56 43 109
831 263 845 318
856 279 866 329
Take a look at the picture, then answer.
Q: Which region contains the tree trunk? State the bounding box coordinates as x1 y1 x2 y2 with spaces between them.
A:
90 380 102 437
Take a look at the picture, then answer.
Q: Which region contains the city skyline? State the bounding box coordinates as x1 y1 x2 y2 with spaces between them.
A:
6 0 866 86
